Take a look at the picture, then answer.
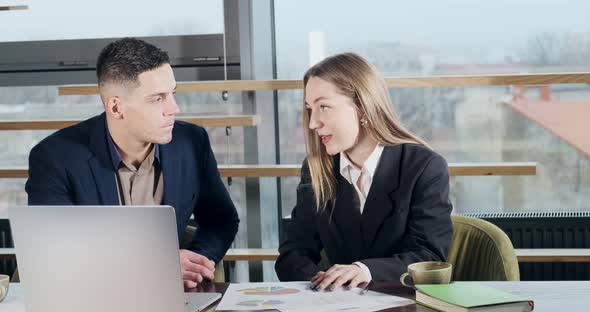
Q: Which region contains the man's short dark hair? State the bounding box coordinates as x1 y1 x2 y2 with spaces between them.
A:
96 37 170 87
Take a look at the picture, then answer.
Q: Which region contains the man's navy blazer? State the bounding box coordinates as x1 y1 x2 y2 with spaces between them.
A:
25 113 239 263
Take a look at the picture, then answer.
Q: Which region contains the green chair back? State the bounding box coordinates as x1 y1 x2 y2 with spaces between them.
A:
11 268 19 282
449 215 520 281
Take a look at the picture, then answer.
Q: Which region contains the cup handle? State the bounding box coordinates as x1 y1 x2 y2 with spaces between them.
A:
400 272 414 289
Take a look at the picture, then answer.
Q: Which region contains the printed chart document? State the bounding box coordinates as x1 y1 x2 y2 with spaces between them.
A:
216 282 413 312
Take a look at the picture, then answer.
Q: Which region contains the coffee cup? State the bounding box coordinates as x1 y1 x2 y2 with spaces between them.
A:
0 274 9 302
400 261 452 288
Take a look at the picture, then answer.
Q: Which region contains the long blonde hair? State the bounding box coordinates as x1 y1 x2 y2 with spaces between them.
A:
303 53 426 211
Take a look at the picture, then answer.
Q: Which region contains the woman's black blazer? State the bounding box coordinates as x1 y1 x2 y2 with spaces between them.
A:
275 143 453 281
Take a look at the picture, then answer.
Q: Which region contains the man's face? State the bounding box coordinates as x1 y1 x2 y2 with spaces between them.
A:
119 64 179 145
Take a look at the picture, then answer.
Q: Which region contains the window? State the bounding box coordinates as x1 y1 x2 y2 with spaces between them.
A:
274 0 590 216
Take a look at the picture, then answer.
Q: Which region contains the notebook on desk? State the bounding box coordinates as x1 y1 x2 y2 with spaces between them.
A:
415 283 534 312
9 205 221 312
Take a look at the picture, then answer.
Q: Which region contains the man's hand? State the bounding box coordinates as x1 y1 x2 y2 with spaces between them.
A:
310 264 370 291
179 249 215 288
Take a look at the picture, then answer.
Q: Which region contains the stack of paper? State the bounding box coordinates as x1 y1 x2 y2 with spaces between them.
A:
216 282 413 312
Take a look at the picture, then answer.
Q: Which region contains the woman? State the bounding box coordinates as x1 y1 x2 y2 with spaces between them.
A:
275 53 453 291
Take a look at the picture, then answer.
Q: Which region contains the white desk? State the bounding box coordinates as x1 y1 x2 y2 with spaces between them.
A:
3 281 590 311
1 283 23 312
480 281 588 311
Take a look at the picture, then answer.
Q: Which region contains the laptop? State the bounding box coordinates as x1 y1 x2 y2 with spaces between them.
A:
9 205 221 312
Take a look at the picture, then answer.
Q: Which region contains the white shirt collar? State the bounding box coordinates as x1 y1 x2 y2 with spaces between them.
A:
339 144 384 183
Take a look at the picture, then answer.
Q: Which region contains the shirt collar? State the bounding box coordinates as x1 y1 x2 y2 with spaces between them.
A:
105 121 160 170
339 144 384 181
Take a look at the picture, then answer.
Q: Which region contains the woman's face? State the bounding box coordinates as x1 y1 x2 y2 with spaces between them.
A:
305 76 362 155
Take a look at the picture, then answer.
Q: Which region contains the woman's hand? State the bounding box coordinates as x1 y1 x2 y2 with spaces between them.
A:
310 264 370 291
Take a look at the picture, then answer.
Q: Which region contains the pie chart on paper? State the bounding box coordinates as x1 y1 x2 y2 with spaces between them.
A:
237 300 286 307
238 286 300 295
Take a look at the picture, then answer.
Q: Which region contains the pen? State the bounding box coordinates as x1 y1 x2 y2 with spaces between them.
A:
360 280 373 295
309 283 319 291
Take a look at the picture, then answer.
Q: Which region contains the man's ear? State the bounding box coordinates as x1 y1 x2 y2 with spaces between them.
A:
105 96 124 120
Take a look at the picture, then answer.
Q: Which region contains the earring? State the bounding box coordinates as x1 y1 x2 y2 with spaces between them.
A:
360 119 368 128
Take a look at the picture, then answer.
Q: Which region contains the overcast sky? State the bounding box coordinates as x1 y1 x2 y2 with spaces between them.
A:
275 0 590 50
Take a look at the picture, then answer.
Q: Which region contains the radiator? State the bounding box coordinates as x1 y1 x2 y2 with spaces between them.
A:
0 219 16 278
461 212 590 280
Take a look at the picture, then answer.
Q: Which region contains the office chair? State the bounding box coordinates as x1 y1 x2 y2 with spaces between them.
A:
448 215 520 281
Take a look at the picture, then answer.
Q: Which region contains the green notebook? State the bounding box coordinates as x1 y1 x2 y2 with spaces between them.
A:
415 283 534 312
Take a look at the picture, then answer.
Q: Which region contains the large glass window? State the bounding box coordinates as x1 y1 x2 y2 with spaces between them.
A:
0 0 242 219
275 1 590 78
0 86 247 218
0 1 261 282
274 0 590 216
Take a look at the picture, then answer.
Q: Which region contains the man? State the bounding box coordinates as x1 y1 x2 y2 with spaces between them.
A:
25 38 239 288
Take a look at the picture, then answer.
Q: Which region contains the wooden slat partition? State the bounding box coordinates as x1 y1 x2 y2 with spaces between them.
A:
218 165 301 178
385 73 590 88
217 163 537 178
448 162 536 176
58 73 590 95
226 248 590 262
2 248 590 262
515 249 590 262
0 169 27 178
223 248 280 261
0 248 15 260
0 247 274 262
0 115 258 130
0 5 29 11
0 248 280 261
59 80 303 95
0 162 536 179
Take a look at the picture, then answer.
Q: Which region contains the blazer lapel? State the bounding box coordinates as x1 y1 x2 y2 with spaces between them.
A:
316 155 346 251
361 145 402 247
160 141 180 210
88 113 119 205
88 158 119 205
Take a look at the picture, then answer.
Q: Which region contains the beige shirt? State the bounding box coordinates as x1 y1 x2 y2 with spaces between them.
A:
115 146 164 206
